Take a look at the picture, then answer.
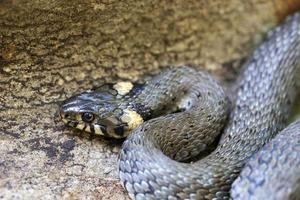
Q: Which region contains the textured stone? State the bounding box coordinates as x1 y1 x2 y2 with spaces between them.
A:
0 0 299 199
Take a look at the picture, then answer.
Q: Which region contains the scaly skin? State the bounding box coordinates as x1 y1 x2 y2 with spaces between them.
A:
231 119 300 200
60 13 300 199
118 13 300 199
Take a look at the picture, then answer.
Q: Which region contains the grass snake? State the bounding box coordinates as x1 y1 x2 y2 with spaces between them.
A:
59 12 300 199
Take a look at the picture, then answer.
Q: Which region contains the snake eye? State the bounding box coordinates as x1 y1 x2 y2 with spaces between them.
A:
81 112 95 123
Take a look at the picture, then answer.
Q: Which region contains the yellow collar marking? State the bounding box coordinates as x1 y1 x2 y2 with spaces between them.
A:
121 109 144 130
113 82 134 96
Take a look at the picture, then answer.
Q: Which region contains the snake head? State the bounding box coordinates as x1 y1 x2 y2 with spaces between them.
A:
59 83 144 138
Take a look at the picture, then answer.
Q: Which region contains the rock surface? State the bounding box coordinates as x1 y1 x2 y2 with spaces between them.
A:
0 0 299 199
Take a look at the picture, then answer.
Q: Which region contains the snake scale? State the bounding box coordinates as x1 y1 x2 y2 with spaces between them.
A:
60 13 300 199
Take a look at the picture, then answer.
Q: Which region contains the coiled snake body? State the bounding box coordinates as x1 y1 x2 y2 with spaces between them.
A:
60 13 300 199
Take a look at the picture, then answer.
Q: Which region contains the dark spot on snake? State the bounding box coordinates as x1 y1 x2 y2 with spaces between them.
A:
249 128 255 134
114 125 124 136
183 133 190 140
131 102 152 120
147 183 156 194
207 114 213 120
82 124 87 131
233 120 237 126
100 125 108 135
197 92 202 98
122 147 128 154
228 134 232 140
90 125 95 134
268 83 273 90
127 83 144 97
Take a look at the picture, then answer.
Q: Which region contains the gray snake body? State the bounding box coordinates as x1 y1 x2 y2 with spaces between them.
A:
60 13 300 199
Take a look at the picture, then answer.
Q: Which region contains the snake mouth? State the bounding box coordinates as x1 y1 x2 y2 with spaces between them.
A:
60 111 129 138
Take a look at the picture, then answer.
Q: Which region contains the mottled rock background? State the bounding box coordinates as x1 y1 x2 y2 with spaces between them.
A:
1 0 299 199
